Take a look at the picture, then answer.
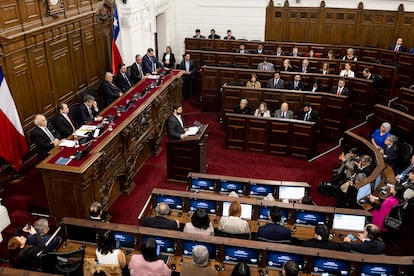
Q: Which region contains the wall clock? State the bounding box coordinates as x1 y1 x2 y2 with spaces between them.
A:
46 0 64 17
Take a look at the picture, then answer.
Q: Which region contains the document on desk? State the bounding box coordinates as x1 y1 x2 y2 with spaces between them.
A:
186 126 199 136
75 125 97 137
59 139 76 148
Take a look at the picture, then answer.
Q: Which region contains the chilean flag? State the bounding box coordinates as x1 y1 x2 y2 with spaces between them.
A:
0 67 28 172
111 5 123 75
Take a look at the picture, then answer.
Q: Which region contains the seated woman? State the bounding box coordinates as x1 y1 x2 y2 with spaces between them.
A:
326 49 335 59
310 80 323 92
129 237 171 276
342 48 357 61
254 102 271 117
218 200 251 238
319 62 333 75
368 183 405 232
339 63 355 78
371 122 392 150
8 224 45 271
246 73 261 88
281 59 293 72
96 230 126 269
183 208 214 236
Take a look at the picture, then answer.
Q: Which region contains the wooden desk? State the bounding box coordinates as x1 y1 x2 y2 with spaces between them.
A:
200 65 374 120
221 85 349 141
36 71 183 221
225 113 317 158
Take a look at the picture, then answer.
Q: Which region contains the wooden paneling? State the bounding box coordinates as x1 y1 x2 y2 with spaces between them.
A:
0 0 21 32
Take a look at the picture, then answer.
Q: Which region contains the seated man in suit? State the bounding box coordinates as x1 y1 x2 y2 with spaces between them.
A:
275 46 284 56
298 59 312 73
77 95 103 126
142 202 179 230
390 37 406 52
255 43 266 54
342 223 385 254
130 55 144 84
236 43 249 54
330 78 350 96
101 72 122 106
114 63 133 93
52 103 76 138
207 29 220 39
193 29 205 39
30 114 61 160
257 57 274 71
362 68 382 88
233 98 251 115
142 48 164 75
355 154 374 176
257 206 291 241
267 71 284 89
396 155 414 183
274 102 293 119
298 102 319 123
26 218 60 251
288 74 304 90
167 103 188 141
289 47 301 57
301 224 342 251
223 29 236 40
380 135 399 172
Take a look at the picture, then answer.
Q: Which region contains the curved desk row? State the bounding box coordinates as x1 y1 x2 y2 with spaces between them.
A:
58 217 414 276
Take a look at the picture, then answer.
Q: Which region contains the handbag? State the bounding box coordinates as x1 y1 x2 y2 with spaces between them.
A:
383 201 407 231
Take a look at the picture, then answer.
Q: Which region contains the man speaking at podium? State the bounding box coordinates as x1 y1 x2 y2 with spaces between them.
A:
167 104 189 141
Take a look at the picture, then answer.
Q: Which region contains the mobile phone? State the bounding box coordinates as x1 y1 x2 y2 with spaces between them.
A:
348 233 357 241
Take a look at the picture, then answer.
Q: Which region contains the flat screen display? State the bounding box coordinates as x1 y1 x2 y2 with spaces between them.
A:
249 183 274 197
182 240 216 259
223 246 259 265
356 183 372 201
258 206 288 223
312 257 350 275
219 180 245 195
156 195 183 210
222 201 252 220
373 175 382 191
279 186 306 200
142 236 174 254
66 225 96 243
188 198 217 215
113 231 135 249
191 178 215 192
294 210 325 226
332 214 366 232
266 251 303 270
360 263 398 276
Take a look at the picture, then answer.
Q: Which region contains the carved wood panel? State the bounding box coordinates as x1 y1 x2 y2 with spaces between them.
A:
0 0 21 32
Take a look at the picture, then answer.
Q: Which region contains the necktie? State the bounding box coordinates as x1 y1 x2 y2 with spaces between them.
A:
88 107 92 117
395 46 399 52
44 127 55 142
263 65 267 71
124 74 132 87
63 114 76 132
337 88 341 95
295 81 298 89
138 64 143 78
274 80 278 87
282 112 285 118
303 67 306 73
304 112 309 121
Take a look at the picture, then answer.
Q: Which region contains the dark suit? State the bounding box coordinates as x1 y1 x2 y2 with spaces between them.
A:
257 223 291 241
255 49 266 54
78 103 99 125
129 62 143 84
208 34 220 39
301 239 342 251
224 36 236 40
355 164 374 177
193 35 205 39
367 74 382 88
330 86 350 97
298 67 313 73
235 49 249 54
180 59 196 98
100 80 122 106
142 216 178 230
383 143 399 171
142 54 164 75
389 44 406 52
274 109 293 119
167 114 185 141
52 113 76 138
162 53 176 69
30 125 60 160
288 80 305 90
233 106 251 115
267 78 284 89
342 240 385 254
114 72 132 92
298 109 319 123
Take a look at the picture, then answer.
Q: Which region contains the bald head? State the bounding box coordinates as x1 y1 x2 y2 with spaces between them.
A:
156 202 170 216
34 114 47 127
104 72 113 82
281 102 289 112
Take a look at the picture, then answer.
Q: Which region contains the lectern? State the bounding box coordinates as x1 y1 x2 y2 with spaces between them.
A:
166 124 208 181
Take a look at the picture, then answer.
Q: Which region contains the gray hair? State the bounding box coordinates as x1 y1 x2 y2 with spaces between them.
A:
192 245 209 267
156 202 170 216
382 122 391 132
387 134 398 143
355 173 367 182
34 218 49 235
83 94 95 103
240 99 248 104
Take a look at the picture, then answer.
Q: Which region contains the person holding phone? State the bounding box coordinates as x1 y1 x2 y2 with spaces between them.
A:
342 223 385 254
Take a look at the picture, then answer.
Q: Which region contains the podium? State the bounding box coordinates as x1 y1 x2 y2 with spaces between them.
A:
166 124 208 181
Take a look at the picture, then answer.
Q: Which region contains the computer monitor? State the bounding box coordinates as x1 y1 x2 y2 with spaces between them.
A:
258 206 288 223
182 241 216 260
113 231 136 249
190 177 215 192
142 236 175 254
278 186 306 200
188 198 217 215
249 183 274 197
222 201 252 220
223 246 259 266
312 257 350 275
66 225 96 244
266 251 304 270
373 175 382 191
332 214 366 232
356 183 372 202
156 195 183 210
360 263 398 276
219 180 245 195
294 210 325 226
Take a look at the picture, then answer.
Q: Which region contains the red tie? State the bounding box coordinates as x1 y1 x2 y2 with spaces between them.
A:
337 88 341 95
